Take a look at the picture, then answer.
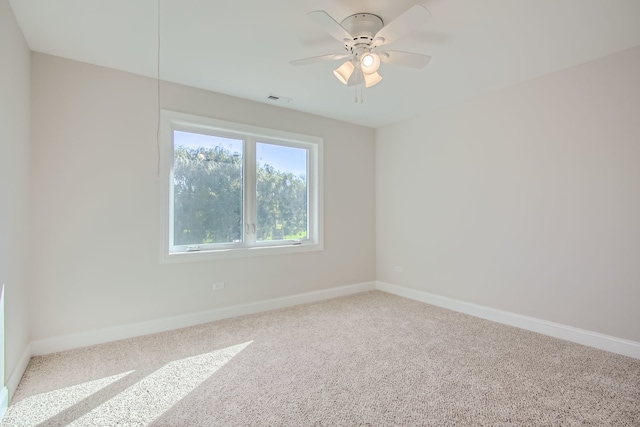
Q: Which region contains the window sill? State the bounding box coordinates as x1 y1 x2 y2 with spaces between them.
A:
160 242 323 263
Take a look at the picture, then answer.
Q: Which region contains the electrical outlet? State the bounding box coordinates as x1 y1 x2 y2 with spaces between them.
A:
212 282 225 291
394 266 403 273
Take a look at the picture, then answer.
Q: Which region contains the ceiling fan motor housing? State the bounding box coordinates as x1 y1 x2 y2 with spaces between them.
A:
341 13 383 52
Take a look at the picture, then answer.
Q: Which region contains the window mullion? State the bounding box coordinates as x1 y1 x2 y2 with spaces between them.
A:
244 137 257 246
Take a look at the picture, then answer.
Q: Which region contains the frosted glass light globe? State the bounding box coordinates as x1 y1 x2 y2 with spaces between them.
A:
360 53 381 74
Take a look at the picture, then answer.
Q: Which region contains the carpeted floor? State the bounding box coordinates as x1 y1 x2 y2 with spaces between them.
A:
3 291 640 426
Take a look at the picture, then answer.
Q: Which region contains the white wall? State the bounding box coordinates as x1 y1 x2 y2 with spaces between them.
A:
377 46 640 342
29 53 376 341
0 0 31 392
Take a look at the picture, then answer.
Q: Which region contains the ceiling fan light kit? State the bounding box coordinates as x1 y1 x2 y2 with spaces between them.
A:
333 60 355 84
361 53 381 73
364 71 383 88
291 5 433 97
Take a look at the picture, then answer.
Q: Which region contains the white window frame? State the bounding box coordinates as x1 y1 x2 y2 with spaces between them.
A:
160 110 324 263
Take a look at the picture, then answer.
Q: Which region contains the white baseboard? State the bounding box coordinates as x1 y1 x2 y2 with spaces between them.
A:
0 386 7 421
18 279 639 384
30 281 377 356
6 342 32 405
376 281 640 359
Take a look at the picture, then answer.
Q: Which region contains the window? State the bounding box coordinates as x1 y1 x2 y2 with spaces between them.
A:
160 110 323 262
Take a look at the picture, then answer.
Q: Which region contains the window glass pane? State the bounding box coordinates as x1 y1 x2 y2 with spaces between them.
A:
173 131 243 245
256 143 308 242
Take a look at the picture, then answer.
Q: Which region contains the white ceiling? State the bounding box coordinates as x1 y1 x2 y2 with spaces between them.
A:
9 0 640 128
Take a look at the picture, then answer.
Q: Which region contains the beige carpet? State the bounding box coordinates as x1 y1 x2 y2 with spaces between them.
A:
3 291 640 426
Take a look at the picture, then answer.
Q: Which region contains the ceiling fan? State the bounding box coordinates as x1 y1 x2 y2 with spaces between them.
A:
290 5 433 89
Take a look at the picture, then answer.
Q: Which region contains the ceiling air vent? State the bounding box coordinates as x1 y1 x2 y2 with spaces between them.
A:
266 94 292 104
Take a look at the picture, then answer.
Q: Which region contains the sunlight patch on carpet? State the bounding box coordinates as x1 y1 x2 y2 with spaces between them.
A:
4 370 134 427
66 341 252 426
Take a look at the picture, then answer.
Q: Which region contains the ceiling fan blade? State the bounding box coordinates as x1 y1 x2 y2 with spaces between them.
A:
380 51 432 69
307 10 353 43
374 5 431 46
289 53 350 66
